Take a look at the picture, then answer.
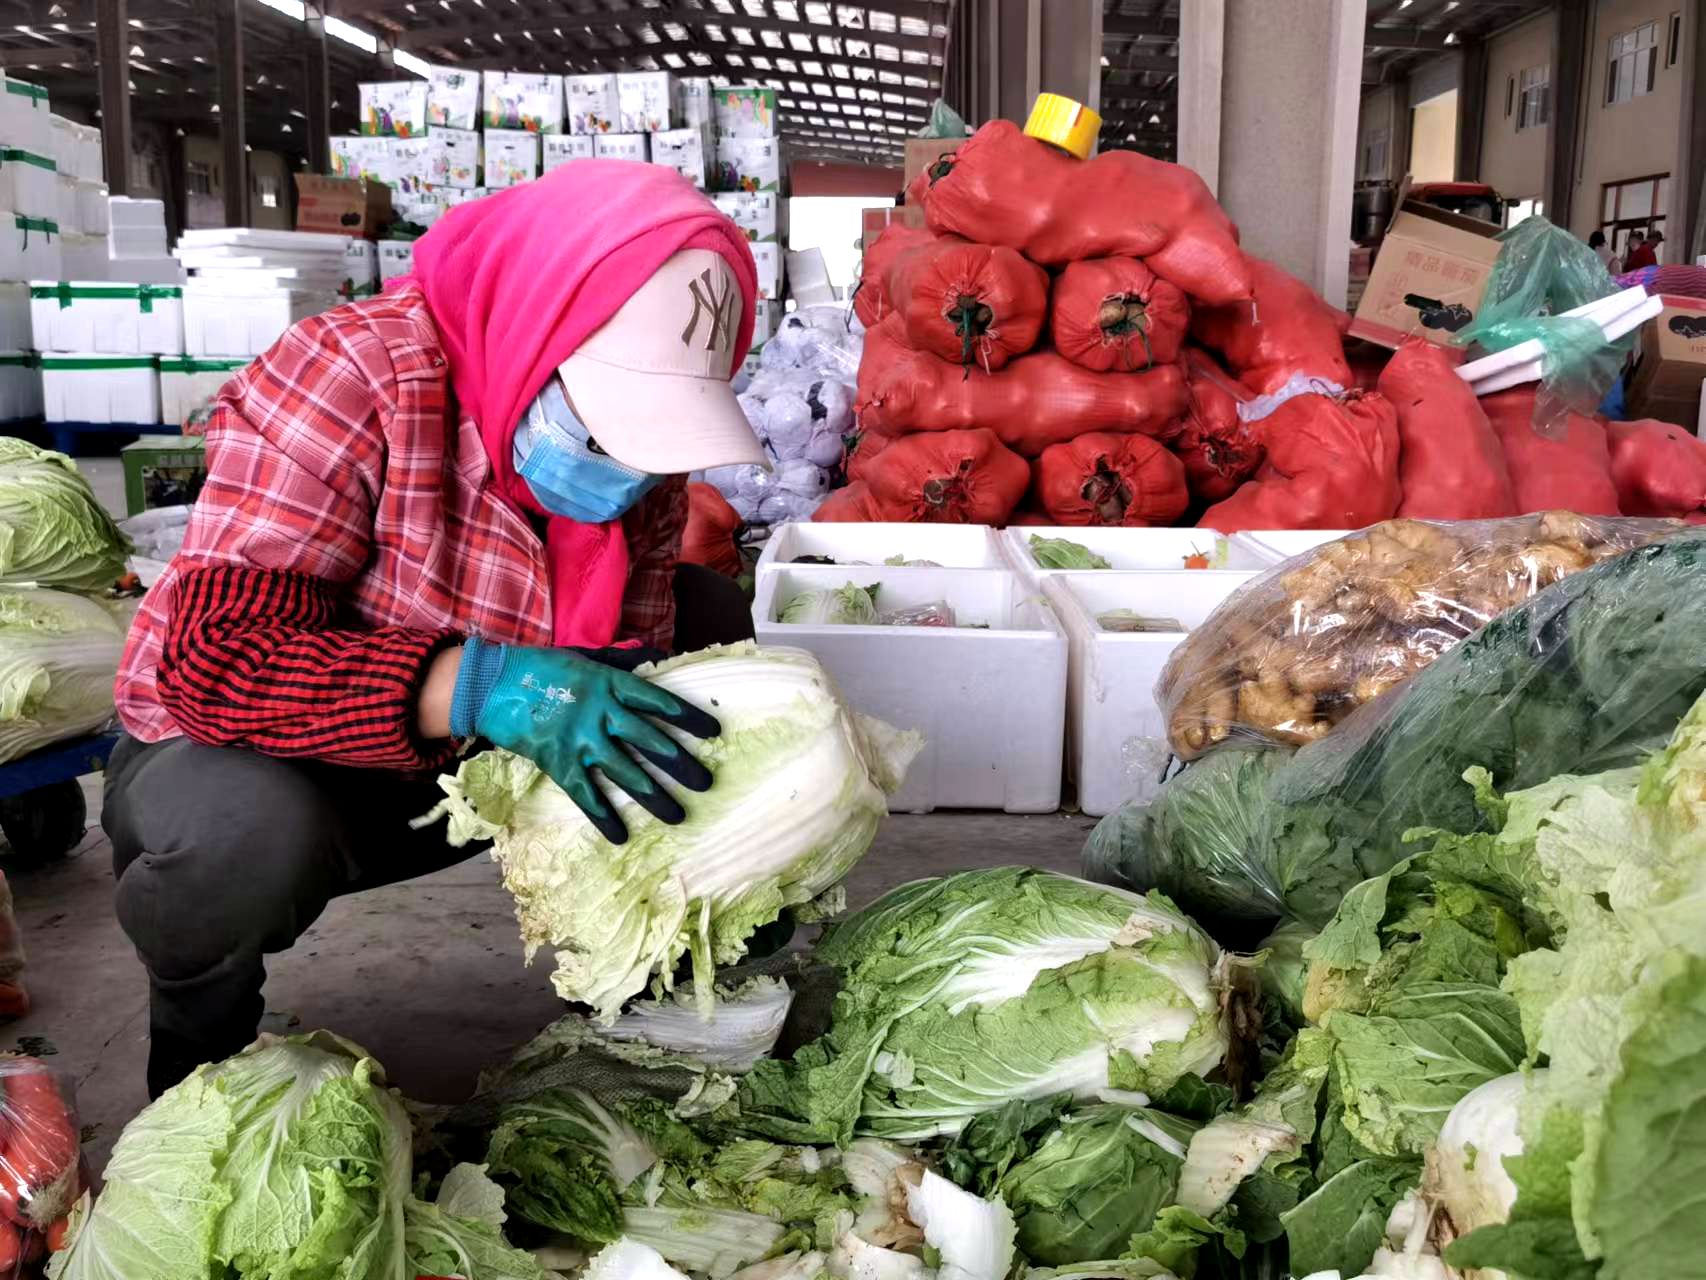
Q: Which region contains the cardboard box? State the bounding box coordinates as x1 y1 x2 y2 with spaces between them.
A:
676 77 714 128
904 136 961 186
650 125 709 187
359 81 429 138
566 74 620 136
714 134 782 193
751 297 781 347
123 435 207 515
483 129 540 188
294 174 393 236
714 86 780 138
1350 199 1502 350
712 191 780 242
329 136 368 180
383 136 437 199
617 72 675 134
432 126 481 189
427 66 481 130
1627 294 1706 430
752 240 784 300
543 134 595 173
594 133 649 163
483 72 564 133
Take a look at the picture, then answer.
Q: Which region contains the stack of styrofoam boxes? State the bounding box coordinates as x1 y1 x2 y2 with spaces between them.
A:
714 190 784 355
30 278 184 425
340 239 379 303
712 86 784 304
158 354 249 431
51 114 106 280
1000 527 1354 816
378 239 415 283
0 75 56 418
751 522 1068 815
0 283 34 420
482 71 558 190
175 229 348 360
106 197 181 285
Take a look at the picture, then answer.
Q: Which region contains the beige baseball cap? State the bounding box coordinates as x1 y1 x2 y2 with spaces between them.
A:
558 247 767 474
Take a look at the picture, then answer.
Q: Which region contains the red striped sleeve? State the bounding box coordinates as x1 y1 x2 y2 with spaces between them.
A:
157 564 460 770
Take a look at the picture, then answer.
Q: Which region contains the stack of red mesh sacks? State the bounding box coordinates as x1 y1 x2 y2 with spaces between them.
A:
818 120 1409 531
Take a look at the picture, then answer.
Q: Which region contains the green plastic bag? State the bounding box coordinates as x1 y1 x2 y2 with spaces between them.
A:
1454 216 1628 436
914 97 971 139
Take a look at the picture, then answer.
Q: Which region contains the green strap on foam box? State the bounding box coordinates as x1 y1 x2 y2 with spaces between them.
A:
0 354 38 368
4 80 48 106
0 148 53 174
39 355 156 371
158 356 248 375
12 215 56 246
30 282 182 312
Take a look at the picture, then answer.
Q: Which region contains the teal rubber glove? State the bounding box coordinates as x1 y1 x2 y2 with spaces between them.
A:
450 638 719 844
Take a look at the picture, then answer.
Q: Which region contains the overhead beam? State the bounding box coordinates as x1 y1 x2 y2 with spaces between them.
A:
96 0 132 193
457 47 941 91
1364 27 1456 50
1102 15 1179 39
396 9 936 57
214 0 249 226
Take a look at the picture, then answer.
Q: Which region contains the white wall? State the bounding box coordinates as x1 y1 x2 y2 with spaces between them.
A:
1411 90 1459 181
1481 11 1555 204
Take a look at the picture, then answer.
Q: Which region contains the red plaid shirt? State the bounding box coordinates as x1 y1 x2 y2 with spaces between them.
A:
114 286 687 769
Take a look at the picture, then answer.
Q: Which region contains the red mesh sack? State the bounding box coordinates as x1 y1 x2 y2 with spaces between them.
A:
1174 352 1262 503
886 237 1048 371
1051 258 1190 373
1607 418 1706 518
1483 388 1620 516
1190 257 1352 395
1032 432 1190 527
858 428 1029 524
1379 339 1517 520
680 482 745 578
844 432 886 485
857 318 1188 456
853 223 936 328
812 482 886 522
1198 389 1402 532
914 121 1251 304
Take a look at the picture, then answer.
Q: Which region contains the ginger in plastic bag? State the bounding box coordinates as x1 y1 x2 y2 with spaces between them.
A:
1160 512 1680 760
0 1055 83 1266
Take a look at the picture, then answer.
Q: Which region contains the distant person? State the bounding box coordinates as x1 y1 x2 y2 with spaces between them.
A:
1625 229 1661 271
1589 229 1614 270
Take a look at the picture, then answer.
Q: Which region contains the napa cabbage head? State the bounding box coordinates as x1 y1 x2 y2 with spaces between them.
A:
780 583 881 626
426 643 921 1021
739 868 1233 1146
0 588 125 763
0 439 131 593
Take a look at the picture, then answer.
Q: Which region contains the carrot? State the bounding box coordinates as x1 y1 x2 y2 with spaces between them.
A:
1182 550 1211 569
0 1064 77 1227
45 1214 69 1251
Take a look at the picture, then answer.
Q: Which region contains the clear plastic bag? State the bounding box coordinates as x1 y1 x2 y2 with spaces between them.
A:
878 601 957 628
914 97 971 139
0 1055 85 1267
1160 512 1679 760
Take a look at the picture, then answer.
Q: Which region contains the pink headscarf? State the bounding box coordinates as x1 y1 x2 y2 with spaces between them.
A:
400 161 758 648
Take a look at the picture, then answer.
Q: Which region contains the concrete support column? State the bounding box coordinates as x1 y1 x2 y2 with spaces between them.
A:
1455 40 1487 182
1548 0 1590 233
1176 0 1224 197
96 0 131 194
1211 0 1367 307
951 0 1101 128
302 9 331 177
213 0 249 227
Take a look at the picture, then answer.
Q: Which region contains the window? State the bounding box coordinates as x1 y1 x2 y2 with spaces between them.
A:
255 173 281 210
1517 65 1550 129
186 161 214 197
1668 11 1683 66
1505 198 1544 228
1606 22 1658 105
1600 173 1670 261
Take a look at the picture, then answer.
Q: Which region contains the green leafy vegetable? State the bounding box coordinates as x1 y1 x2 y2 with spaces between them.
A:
0 588 126 763
1029 536 1112 570
780 583 881 625
0 438 130 593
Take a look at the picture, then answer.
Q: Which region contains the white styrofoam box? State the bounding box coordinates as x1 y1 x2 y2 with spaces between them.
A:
594 133 648 163
675 77 713 128
0 352 39 420
103 255 182 286
711 191 780 242
378 240 414 282
427 65 482 130
30 280 184 355
48 114 73 173
755 521 1006 580
566 74 620 136
72 123 102 182
60 232 108 281
109 195 163 230
433 126 481 189
0 214 59 282
74 180 107 234
786 247 835 307
754 564 1068 813
40 352 159 425
650 125 709 187
177 227 350 255
1000 526 1272 580
343 239 377 288
109 223 166 259
0 283 27 348
714 134 782 193
617 71 675 134
1044 569 1259 817
1232 529 1355 565
183 285 334 358
54 172 73 233
159 355 249 428
542 133 594 173
751 240 783 300
0 78 51 156
483 72 564 133
359 81 430 139
483 129 540 189
713 85 780 138
0 146 58 217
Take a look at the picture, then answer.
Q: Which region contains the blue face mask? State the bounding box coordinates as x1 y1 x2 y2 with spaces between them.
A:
513 378 660 523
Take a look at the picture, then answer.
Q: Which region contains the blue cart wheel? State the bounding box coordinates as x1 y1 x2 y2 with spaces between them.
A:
0 780 87 865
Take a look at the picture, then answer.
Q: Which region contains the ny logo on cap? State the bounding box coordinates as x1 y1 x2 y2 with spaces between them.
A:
682 267 737 353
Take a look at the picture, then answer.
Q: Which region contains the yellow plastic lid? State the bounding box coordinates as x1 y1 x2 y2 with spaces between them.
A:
1023 93 1101 160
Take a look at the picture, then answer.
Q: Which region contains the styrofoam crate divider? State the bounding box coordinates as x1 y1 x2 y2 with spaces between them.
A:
0 147 56 219
1000 525 1272 579
1044 569 1259 818
0 352 40 420
0 214 58 281
40 352 159 425
184 286 333 357
1230 529 1354 565
159 355 249 428
30 281 184 354
753 564 1067 814
0 79 52 158
756 521 1005 579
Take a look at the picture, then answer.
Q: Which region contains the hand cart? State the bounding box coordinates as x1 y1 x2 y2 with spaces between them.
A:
0 733 118 864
